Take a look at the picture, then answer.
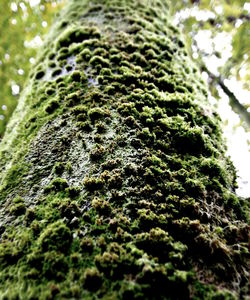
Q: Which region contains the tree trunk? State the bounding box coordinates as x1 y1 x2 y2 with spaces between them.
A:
0 0 248 298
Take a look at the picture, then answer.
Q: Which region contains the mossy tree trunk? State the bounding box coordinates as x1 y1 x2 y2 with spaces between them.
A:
0 0 248 298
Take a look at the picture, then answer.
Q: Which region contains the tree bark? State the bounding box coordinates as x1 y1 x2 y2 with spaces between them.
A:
0 0 248 298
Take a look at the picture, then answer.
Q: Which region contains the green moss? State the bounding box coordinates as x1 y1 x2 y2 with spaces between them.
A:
82 268 102 291
59 199 80 219
43 250 68 279
184 178 206 196
94 251 119 276
45 99 60 114
95 121 106 133
65 64 73 72
70 70 87 83
106 175 122 191
89 55 110 67
48 52 56 60
48 61 57 68
200 158 228 185
35 70 45 80
51 67 62 77
56 26 99 49
78 48 92 61
44 178 69 192
77 121 92 132
71 104 88 115
38 220 72 252
9 202 26 216
92 197 111 216
193 282 237 300
53 162 65 175
0 0 248 298
80 237 94 253
83 176 104 191
90 144 106 161
65 186 81 198
0 160 29 202
45 87 56 96
77 113 87 122
65 161 73 173
0 241 20 267
88 107 110 121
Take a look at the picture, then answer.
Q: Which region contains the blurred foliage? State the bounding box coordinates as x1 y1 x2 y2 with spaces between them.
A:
172 0 250 77
0 0 64 137
172 0 250 119
0 0 249 138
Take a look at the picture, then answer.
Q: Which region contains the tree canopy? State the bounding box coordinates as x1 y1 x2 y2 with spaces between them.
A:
0 0 64 136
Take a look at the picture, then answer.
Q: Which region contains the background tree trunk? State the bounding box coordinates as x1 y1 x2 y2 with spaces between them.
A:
0 0 248 298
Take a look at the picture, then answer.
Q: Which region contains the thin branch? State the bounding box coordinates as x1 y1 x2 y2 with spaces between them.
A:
202 65 250 128
192 36 250 129
217 78 250 127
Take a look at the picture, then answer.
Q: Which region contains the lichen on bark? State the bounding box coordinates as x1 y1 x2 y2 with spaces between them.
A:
0 0 249 299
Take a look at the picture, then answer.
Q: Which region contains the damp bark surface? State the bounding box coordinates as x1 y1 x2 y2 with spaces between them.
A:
0 0 249 299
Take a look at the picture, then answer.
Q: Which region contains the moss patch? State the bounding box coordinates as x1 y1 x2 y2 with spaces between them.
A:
0 0 248 298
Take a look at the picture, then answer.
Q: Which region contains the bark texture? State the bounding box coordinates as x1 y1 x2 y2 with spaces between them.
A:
0 0 249 298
